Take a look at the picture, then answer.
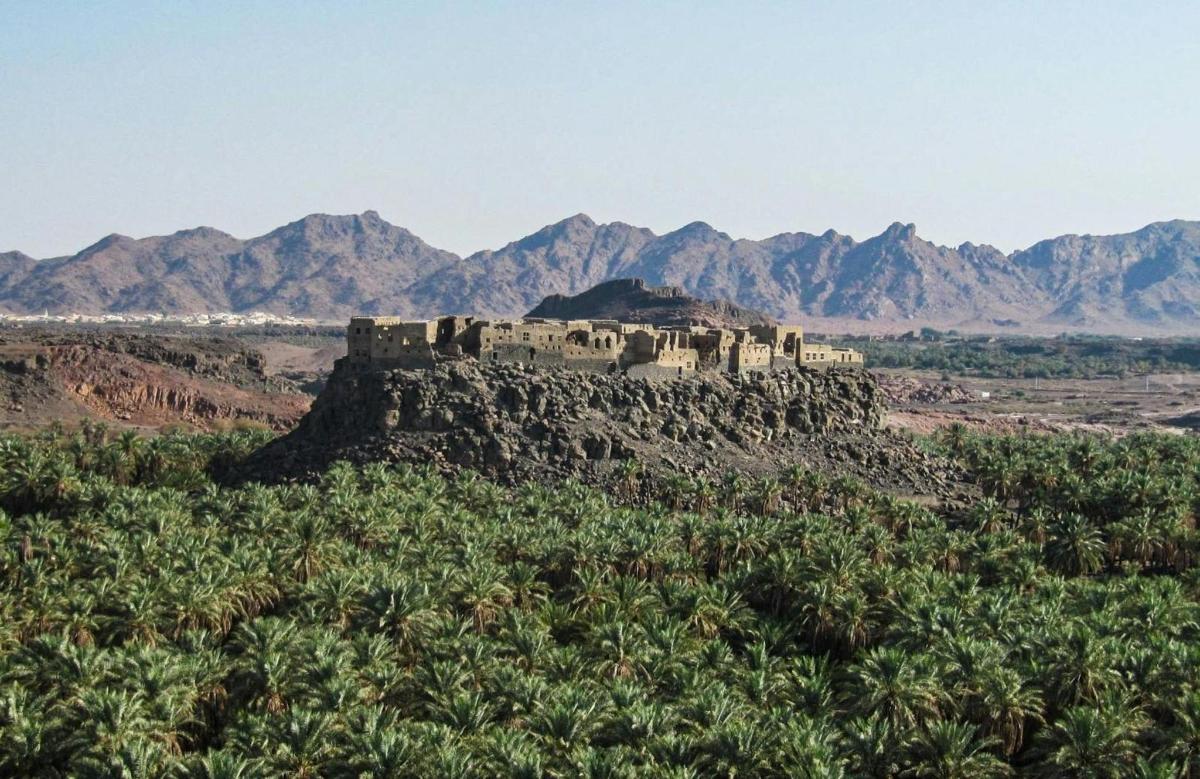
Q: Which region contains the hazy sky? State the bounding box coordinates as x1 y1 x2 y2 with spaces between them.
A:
3 1 1198 258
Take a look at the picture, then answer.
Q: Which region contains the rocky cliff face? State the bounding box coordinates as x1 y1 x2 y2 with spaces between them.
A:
0 331 310 431
242 360 959 496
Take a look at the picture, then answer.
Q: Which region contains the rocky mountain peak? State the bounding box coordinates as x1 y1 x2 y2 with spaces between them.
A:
881 222 918 242
562 212 596 228
170 226 237 241
678 221 720 235
87 233 135 252
511 213 601 250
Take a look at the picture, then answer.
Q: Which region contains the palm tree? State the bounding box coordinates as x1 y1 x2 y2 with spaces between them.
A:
531 692 598 751
971 666 1044 757
843 647 945 733
698 719 774 777
1045 514 1107 576
283 510 340 583
1044 627 1123 707
902 721 1011 778
753 478 784 517
1110 512 1161 570
839 715 900 779
720 472 746 512
0 686 56 775
616 459 642 503
2 425 1200 776
1156 688 1200 778
434 690 495 733
783 464 808 508
940 423 972 457
689 475 716 515
664 474 692 513
255 710 336 777
967 498 1011 535
453 565 514 633
65 689 163 766
72 740 172 779
1032 704 1146 778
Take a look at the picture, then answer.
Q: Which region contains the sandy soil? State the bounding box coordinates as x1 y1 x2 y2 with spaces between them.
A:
256 340 345 376
878 368 1200 437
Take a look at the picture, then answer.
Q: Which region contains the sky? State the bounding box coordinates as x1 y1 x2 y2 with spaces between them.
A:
3 1 1199 259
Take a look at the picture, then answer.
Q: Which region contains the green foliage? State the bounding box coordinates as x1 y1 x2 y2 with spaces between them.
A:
842 334 1200 379
1 427 1200 775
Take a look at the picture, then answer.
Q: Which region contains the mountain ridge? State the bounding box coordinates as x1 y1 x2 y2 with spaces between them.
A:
4 212 1200 334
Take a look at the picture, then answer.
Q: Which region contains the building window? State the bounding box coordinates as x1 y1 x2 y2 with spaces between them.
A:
522 332 531 342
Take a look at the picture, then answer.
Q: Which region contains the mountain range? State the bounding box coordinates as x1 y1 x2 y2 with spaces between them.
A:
4 211 1199 333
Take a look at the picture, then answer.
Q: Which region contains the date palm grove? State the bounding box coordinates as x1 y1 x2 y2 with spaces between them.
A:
1 422 1199 777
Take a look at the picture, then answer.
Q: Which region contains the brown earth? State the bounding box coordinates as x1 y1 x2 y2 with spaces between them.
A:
877 368 1200 438
257 341 345 376
0 329 311 432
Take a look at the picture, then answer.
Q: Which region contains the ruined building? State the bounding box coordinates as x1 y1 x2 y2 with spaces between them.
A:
347 316 863 376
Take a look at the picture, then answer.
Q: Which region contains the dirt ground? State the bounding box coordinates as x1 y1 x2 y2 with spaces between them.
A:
878 368 1200 437
255 340 345 376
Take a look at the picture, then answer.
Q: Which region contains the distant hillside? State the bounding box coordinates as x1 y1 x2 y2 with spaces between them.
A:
4 212 1200 333
527 278 776 328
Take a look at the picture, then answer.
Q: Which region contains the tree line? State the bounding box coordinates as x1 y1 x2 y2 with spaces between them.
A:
844 336 1200 379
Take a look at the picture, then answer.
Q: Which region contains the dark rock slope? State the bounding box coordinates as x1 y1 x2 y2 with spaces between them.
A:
242 360 963 498
526 278 776 328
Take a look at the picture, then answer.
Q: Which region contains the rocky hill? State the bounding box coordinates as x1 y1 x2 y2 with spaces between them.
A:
241 359 963 498
5 212 1200 333
0 329 310 431
526 278 776 328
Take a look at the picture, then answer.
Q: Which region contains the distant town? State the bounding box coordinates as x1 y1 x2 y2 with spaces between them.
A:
0 311 323 327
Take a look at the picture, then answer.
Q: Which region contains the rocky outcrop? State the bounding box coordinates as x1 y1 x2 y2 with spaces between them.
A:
874 374 976 405
50 347 308 429
0 330 311 431
243 360 961 497
527 278 776 328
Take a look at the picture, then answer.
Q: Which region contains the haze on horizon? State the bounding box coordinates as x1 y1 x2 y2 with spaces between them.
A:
3 1 1198 260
